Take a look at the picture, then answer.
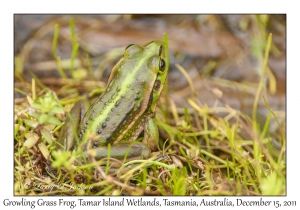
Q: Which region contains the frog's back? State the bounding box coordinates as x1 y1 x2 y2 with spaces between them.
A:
78 41 163 147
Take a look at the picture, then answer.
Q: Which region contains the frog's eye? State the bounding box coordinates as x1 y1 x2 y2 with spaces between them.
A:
147 56 160 72
124 44 143 59
148 56 166 73
159 59 166 72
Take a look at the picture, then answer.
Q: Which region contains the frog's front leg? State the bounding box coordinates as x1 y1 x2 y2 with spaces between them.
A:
143 117 159 151
87 142 150 161
57 101 87 151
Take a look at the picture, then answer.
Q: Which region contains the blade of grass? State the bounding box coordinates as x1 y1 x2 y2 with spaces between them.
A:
252 33 272 126
70 43 79 75
56 56 67 78
251 33 272 183
69 18 79 75
52 24 59 59
31 78 36 100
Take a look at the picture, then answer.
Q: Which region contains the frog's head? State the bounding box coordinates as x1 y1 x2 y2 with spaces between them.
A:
106 34 169 114
142 34 169 112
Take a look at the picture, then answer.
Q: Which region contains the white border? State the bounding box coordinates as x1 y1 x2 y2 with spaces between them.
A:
2 0 298 209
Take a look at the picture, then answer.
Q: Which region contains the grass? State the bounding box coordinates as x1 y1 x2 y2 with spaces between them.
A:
14 16 286 196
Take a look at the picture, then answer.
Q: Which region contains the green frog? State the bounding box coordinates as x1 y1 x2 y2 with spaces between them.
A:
57 34 169 163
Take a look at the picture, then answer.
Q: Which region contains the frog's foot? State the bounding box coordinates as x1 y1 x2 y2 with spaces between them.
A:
86 142 151 161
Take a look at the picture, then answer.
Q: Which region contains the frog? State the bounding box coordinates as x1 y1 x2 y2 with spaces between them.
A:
57 34 169 164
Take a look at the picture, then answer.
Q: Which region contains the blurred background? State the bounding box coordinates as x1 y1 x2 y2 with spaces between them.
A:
14 14 286 138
